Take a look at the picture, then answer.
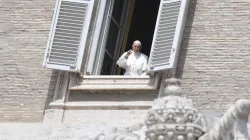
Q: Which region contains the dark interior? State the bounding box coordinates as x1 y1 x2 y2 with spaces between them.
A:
125 0 160 57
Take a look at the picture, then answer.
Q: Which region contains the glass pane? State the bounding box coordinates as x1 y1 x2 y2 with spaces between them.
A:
112 0 125 24
101 52 114 75
105 20 119 57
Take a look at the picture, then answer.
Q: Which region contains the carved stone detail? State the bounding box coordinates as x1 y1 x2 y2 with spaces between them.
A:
144 78 206 140
88 78 250 140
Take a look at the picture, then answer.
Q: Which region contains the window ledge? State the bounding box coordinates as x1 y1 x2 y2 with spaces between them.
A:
70 75 159 91
49 101 153 109
81 75 151 79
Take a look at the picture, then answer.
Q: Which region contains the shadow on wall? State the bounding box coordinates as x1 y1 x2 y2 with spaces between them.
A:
176 0 197 79
43 70 58 115
69 90 158 102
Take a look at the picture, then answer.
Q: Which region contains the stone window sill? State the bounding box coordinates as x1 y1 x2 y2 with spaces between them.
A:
49 101 153 109
70 75 160 91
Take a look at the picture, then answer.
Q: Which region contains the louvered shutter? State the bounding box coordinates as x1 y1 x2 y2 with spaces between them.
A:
43 0 94 72
148 0 189 72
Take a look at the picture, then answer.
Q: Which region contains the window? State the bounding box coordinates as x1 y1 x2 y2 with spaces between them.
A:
94 0 161 75
100 0 127 75
43 0 190 90
43 0 94 72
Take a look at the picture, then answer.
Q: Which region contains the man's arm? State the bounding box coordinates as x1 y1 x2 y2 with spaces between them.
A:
116 52 128 69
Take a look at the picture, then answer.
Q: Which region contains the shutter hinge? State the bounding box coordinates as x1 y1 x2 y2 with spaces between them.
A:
70 64 76 68
150 65 154 70
46 39 52 59
46 51 50 61
46 52 50 58
172 48 175 52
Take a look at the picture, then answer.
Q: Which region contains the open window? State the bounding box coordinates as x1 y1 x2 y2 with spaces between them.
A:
90 0 160 75
89 0 189 75
43 0 190 90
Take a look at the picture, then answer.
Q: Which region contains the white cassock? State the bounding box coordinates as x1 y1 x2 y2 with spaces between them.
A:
116 52 148 76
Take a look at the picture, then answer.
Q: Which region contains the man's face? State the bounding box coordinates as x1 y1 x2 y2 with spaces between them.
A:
132 42 141 53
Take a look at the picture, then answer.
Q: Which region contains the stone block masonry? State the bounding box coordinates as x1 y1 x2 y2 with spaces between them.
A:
0 0 58 122
177 0 250 111
1 0 250 123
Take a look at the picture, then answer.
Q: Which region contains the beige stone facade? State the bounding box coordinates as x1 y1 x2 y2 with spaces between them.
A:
0 0 57 122
176 0 250 111
0 0 250 123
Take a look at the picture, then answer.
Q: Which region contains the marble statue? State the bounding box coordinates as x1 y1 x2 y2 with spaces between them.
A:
89 78 250 140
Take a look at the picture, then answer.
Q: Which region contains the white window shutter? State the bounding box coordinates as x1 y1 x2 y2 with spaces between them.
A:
148 0 189 72
43 0 94 72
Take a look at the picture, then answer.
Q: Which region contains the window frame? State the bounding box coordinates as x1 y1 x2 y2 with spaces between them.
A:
65 0 189 91
45 0 190 110
70 0 160 91
92 0 130 75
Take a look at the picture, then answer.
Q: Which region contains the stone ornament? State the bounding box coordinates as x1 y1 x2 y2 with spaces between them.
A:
144 78 206 140
90 78 250 140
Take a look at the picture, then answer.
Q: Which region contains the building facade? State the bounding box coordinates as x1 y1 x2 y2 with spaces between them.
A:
0 0 249 123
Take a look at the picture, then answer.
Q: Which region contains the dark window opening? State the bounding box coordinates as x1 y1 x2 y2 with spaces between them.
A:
126 0 160 58
101 0 160 75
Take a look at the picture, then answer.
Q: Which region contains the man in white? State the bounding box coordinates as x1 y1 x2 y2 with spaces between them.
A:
116 40 148 76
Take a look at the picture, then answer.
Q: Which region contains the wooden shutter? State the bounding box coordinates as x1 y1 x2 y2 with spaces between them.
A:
43 0 94 72
148 0 189 72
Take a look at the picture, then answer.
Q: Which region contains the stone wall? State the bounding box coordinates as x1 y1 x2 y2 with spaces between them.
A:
0 123 116 140
177 0 250 111
1 0 250 122
0 0 57 122
0 122 249 140
62 110 147 125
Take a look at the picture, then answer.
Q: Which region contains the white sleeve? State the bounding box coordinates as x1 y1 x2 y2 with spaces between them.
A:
116 52 128 69
142 55 148 75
